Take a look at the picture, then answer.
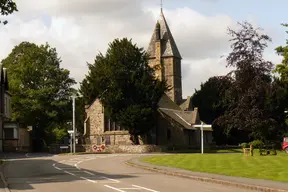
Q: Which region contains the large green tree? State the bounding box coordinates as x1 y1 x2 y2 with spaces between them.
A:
1 42 76 150
0 0 17 25
275 23 288 129
80 38 167 144
214 21 279 141
191 76 233 144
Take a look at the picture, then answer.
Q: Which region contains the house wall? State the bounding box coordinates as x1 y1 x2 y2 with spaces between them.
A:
3 127 31 152
18 127 31 152
148 57 182 105
156 113 188 146
85 99 105 144
194 130 213 147
84 99 133 146
0 119 2 152
4 93 11 119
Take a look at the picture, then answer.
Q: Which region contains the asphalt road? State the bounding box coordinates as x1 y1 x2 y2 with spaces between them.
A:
2 153 255 192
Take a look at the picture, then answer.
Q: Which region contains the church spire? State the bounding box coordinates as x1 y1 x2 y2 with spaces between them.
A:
147 7 182 59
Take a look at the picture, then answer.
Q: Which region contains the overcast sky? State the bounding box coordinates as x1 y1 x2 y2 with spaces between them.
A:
0 0 286 98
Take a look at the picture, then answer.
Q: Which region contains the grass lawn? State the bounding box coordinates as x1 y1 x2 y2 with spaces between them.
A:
141 151 288 182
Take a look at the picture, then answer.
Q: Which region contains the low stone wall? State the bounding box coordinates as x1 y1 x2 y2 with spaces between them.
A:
76 144 164 153
104 145 163 153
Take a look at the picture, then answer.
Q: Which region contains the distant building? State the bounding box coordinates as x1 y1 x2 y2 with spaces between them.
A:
83 9 213 149
0 65 11 151
0 65 31 152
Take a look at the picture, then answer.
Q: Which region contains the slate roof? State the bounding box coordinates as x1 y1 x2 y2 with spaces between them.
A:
147 9 182 59
158 93 181 110
180 96 193 111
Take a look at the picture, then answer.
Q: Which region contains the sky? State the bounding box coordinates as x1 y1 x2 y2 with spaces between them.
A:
0 0 287 98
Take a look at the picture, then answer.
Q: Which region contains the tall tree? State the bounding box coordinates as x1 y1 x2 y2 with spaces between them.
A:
191 76 233 144
192 76 232 124
215 21 277 141
1 41 76 150
80 38 167 144
0 0 17 25
274 23 288 130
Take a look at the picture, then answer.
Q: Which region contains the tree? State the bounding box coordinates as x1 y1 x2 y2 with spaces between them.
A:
80 38 167 144
215 21 278 141
191 76 233 144
0 0 17 25
274 23 288 130
1 41 76 150
192 76 232 124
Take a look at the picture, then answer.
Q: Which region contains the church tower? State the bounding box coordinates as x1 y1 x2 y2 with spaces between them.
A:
147 9 183 105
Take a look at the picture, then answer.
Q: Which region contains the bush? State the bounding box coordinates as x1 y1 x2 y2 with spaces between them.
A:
249 140 264 149
240 142 249 148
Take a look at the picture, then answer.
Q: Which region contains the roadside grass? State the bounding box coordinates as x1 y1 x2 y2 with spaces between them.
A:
164 148 243 153
141 151 288 182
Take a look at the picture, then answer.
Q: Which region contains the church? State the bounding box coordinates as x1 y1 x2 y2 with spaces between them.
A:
83 9 213 149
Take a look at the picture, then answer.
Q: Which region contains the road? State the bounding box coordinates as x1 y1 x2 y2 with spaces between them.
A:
2 153 255 192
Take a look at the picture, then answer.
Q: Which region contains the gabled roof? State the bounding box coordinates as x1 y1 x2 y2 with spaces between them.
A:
180 96 193 111
158 93 181 110
147 9 182 59
158 107 199 130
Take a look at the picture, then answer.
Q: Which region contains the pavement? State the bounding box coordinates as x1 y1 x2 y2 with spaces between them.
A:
0 153 286 192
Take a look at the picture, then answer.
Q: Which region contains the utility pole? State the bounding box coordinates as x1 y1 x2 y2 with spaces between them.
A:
72 95 76 153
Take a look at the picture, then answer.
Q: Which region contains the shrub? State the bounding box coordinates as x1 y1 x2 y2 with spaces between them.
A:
240 142 249 148
249 140 264 149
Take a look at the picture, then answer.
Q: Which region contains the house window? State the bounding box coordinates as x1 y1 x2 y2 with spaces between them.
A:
104 117 125 132
167 129 171 141
4 128 14 139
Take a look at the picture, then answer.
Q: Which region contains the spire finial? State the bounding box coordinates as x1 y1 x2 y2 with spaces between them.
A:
160 0 163 11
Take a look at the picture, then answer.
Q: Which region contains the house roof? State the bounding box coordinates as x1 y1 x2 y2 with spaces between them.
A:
157 94 212 131
180 96 192 111
158 107 197 130
147 9 182 59
158 93 181 110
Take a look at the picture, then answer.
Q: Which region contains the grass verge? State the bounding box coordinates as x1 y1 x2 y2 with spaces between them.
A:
141 151 288 182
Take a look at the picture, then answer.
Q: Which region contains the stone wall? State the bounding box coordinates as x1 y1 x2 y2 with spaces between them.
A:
157 112 188 146
76 144 163 153
148 55 182 105
85 99 105 136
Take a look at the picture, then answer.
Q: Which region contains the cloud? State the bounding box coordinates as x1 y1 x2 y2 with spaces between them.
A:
0 0 281 98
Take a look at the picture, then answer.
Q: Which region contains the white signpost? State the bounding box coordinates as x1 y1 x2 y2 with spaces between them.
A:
68 130 74 154
193 122 212 154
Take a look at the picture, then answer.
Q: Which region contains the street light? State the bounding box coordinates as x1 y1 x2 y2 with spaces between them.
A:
72 94 77 153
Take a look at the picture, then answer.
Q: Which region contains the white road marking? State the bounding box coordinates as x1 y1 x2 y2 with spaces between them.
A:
80 176 97 183
104 185 127 192
119 188 141 190
101 176 120 183
84 171 95 176
53 154 157 190
64 171 75 176
132 185 160 192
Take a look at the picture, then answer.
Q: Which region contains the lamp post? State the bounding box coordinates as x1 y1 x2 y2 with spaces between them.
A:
72 94 76 153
